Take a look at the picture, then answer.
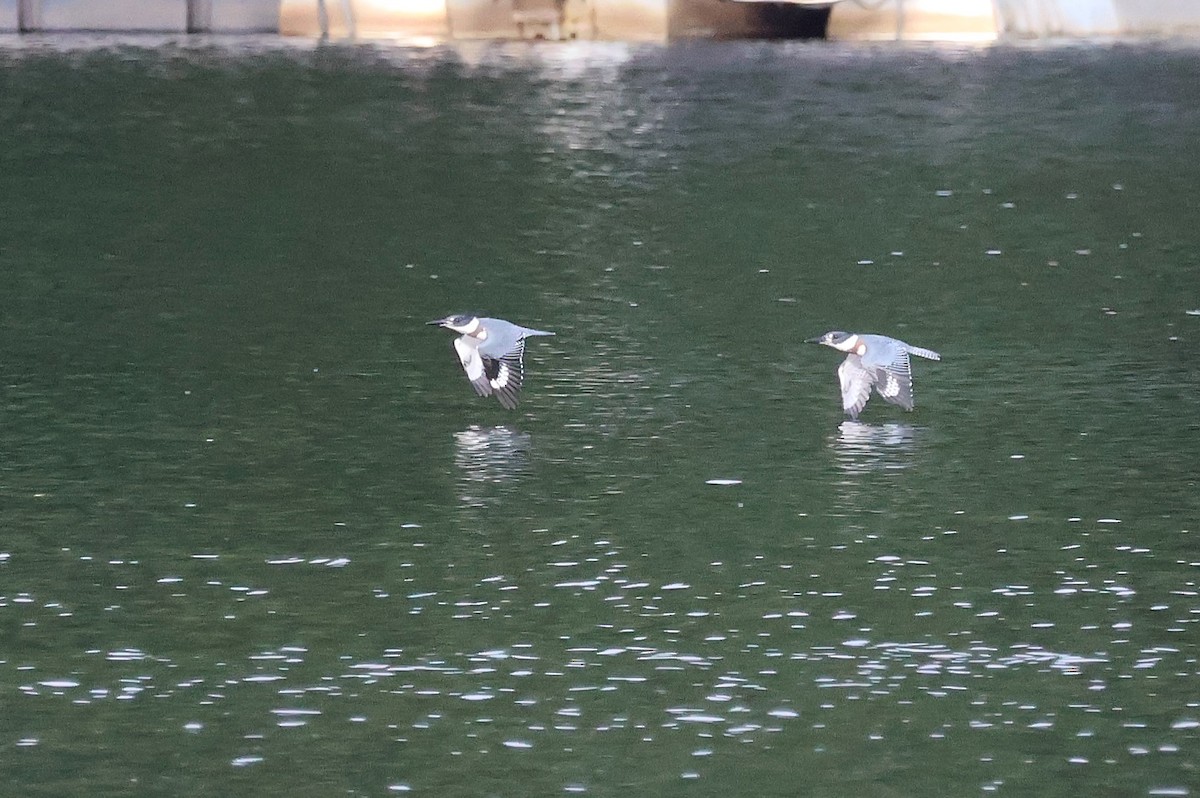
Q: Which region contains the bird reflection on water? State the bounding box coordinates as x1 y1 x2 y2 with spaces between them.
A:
829 421 923 517
831 421 921 476
453 425 532 507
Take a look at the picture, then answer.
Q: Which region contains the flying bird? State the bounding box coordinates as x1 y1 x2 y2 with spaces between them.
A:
428 314 554 409
807 331 940 420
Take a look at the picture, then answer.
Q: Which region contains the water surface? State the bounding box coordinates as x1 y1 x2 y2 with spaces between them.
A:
1 35 1199 797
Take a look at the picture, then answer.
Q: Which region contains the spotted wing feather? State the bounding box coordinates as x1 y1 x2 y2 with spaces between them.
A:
875 349 914 410
482 339 526 410
906 345 941 361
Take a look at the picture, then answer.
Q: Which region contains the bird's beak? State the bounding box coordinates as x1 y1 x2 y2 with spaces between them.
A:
805 335 825 344
427 317 450 327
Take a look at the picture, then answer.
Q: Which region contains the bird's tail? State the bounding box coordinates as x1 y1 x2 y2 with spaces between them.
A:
524 329 555 337
907 345 941 361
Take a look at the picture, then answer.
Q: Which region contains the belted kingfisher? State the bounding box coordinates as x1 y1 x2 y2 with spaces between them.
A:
427 314 555 409
807 331 940 420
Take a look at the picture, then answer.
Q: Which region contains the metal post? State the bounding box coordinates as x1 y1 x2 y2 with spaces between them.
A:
316 0 356 39
187 0 214 33
317 0 329 37
17 0 39 32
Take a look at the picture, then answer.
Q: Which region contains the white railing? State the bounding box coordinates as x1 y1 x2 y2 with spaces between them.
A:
12 0 279 33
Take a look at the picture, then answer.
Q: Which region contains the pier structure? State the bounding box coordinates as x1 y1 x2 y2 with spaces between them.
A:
3 0 1200 41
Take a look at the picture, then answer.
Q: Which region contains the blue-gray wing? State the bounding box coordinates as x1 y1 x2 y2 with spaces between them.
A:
475 320 553 408
837 356 875 420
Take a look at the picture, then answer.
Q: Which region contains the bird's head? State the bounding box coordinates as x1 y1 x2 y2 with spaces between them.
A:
806 330 853 349
427 313 481 334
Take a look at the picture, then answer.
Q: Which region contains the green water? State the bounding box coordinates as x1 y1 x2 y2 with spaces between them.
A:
1 36 1198 796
